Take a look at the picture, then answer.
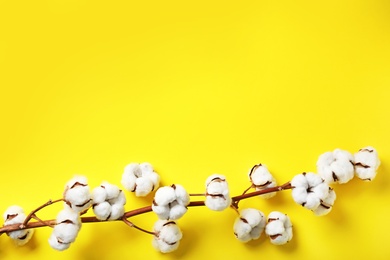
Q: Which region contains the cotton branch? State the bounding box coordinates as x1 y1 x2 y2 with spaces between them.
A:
0 182 292 236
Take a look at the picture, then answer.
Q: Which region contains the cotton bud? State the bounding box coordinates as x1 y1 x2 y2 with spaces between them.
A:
3 205 34 246
152 184 190 220
233 208 266 242
248 164 277 199
48 208 82 251
205 174 231 211
265 211 293 245
317 149 355 184
354 146 381 181
152 220 182 253
92 182 126 221
291 172 330 210
121 162 160 197
312 187 336 216
63 175 92 213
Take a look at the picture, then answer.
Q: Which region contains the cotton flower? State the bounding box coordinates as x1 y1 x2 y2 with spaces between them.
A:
152 220 182 253
204 174 231 211
48 208 82 251
63 175 92 213
248 164 277 199
354 146 381 181
92 181 126 221
121 162 160 197
312 187 336 216
2 205 34 246
317 149 355 184
265 211 293 245
291 172 330 210
233 208 266 242
152 184 190 220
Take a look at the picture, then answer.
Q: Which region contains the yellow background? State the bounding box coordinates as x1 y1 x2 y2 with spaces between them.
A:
1 0 389 259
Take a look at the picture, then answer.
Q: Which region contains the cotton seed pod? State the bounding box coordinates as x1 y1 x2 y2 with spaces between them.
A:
48 208 81 251
248 164 277 199
291 172 329 210
121 162 160 197
205 174 231 211
354 146 381 181
3 205 34 246
92 181 127 221
152 184 190 220
265 211 293 245
312 187 336 216
63 175 92 213
317 149 355 184
233 208 266 242
152 220 183 253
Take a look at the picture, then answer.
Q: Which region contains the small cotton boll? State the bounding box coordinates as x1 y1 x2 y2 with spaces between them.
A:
233 220 252 242
152 205 170 220
249 164 277 198
56 208 81 226
168 201 187 220
154 186 176 206
354 146 381 181
49 233 71 251
153 220 182 253
266 212 293 245
92 186 107 204
3 205 25 222
134 177 154 197
205 195 231 211
205 175 230 210
101 182 120 200
108 204 125 220
317 149 354 184
173 184 190 206
93 202 112 220
53 222 81 244
63 176 91 213
313 188 337 216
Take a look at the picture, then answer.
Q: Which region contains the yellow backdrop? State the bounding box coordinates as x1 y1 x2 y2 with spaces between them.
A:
1 0 389 259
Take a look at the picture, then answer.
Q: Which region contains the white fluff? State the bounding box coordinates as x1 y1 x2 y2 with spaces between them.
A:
63 175 92 213
49 208 81 251
291 172 329 210
121 162 160 197
205 174 231 211
354 146 381 181
152 220 182 253
265 211 293 245
313 188 337 216
92 182 126 221
233 208 266 242
152 184 189 220
249 164 277 199
317 149 355 184
3 205 35 246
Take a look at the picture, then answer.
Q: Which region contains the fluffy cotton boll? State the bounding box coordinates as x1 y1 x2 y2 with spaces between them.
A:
313 188 337 216
121 162 160 197
317 149 355 184
291 172 329 210
48 233 71 251
205 174 231 211
3 205 35 246
354 146 381 181
152 220 182 253
152 185 189 220
49 208 82 250
249 164 277 199
233 208 266 242
265 212 293 245
92 183 126 220
63 175 92 213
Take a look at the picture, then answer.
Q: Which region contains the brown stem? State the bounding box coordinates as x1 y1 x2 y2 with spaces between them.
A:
122 217 156 235
21 199 63 228
0 183 291 235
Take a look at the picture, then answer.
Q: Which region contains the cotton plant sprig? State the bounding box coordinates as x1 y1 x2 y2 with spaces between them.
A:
0 146 380 253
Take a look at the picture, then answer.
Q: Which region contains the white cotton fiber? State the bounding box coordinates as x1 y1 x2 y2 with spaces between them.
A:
92 182 126 221
317 149 354 184
354 146 381 181
152 220 182 253
48 233 71 251
205 174 231 211
121 162 160 197
265 211 293 245
152 185 190 220
249 164 277 199
313 188 336 216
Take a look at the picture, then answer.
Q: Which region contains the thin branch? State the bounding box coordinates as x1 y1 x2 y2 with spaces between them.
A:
122 217 156 235
21 199 63 228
